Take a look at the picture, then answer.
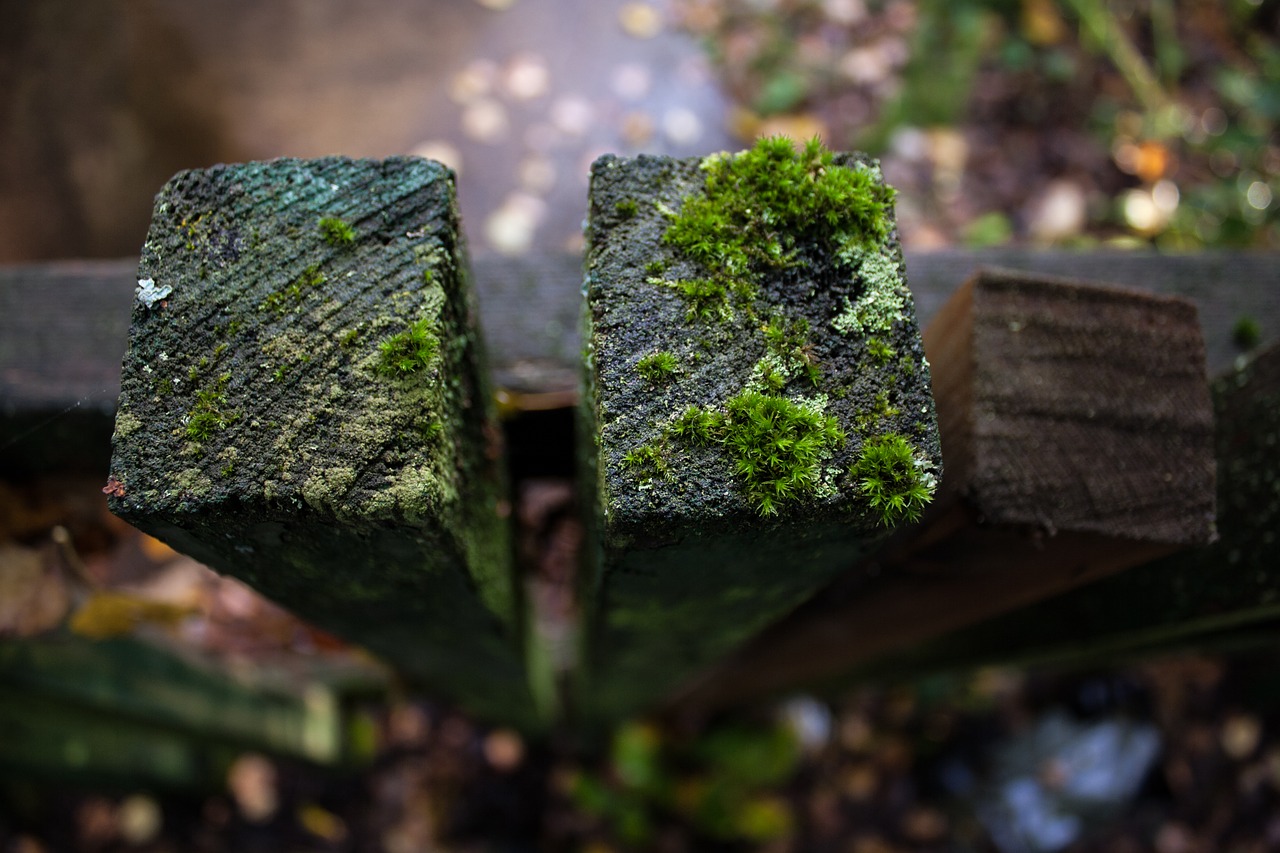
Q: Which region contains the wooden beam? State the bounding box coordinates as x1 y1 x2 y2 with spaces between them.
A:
0 631 383 782
854 340 1280 676
577 146 941 722
668 268 1217 716
104 157 536 725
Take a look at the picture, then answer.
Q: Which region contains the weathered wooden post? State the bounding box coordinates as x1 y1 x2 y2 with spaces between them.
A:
670 269 1217 714
578 139 941 721
856 340 1280 675
106 157 535 724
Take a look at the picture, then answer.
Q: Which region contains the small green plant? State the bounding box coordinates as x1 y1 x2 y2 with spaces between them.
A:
376 317 440 377
260 264 325 316
717 391 845 517
644 259 667 276
671 278 729 322
567 719 800 847
635 351 679 382
623 443 668 481
866 337 896 365
616 198 639 219
670 405 723 446
318 216 357 246
186 373 237 445
851 433 936 526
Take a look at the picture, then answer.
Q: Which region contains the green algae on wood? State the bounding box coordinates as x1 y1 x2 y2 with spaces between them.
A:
107 157 532 725
578 139 940 721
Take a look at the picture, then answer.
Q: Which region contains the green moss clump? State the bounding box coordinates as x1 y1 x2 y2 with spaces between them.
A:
761 315 821 387
318 216 357 246
851 433 936 526
669 278 730 322
636 351 679 382
616 199 639 219
624 443 668 481
670 405 722 446
719 391 845 517
866 337 895 365
186 373 237 445
376 317 440 377
662 137 895 292
667 392 844 517
260 265 325 316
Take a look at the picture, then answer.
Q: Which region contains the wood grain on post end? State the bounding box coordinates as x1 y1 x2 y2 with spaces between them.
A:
855 340 1280 677
106 157 534 725
669 268 1216 716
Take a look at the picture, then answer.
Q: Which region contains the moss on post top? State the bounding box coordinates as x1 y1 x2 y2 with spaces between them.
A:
111 156 472 527
583 138 940 544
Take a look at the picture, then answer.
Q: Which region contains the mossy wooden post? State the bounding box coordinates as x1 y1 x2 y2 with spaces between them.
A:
578 139 941 722
670 269 1217 715
106 157 534 725
855 341 1280 676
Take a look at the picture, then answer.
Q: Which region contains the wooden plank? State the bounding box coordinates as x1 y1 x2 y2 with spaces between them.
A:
668 268 1217 717
104 157 536 725
577 142 941 721
852 340 1280 677
0 631 383 769
0 686 240 791
2 249 1277 431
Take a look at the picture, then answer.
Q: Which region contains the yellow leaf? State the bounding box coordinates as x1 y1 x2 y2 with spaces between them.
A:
69 592 193 639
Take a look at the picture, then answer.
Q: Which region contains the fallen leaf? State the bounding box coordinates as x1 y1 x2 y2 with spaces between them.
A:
0 544 70 637
68 591 193 639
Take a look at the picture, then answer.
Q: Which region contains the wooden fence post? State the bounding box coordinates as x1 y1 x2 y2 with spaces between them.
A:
106 157 536 725
670 269 1217 715
577 142 941 722
853 340 1280 676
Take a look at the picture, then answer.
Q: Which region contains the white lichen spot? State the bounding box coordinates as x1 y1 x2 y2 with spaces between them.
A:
135 278 172 309
831 247 907 336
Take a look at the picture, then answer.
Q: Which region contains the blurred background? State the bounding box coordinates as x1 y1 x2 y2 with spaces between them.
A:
2 0 1280 851
2 0 1277 265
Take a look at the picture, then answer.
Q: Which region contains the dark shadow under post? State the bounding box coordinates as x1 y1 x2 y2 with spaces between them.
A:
106 157 537 727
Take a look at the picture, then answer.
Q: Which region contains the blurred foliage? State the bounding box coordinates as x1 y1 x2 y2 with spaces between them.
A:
566 718 801 847
680 0 1280 248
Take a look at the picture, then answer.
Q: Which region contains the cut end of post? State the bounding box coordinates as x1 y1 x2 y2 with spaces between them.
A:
107 156 533 725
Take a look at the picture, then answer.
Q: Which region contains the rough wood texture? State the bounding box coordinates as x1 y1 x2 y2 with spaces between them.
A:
578 150 940 721
668 269 1216 716
105 157 534 724
856 341 1280 676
